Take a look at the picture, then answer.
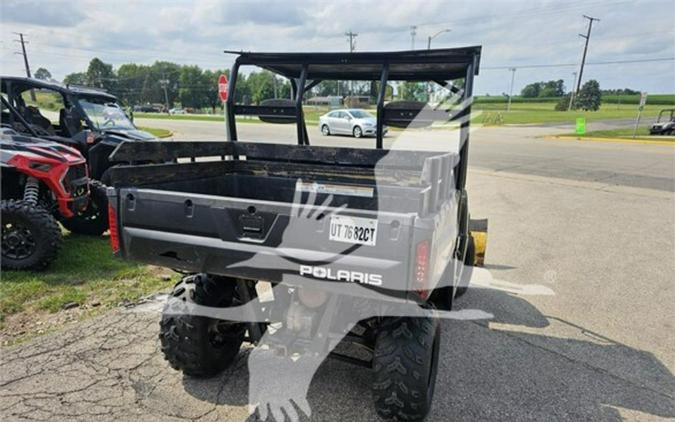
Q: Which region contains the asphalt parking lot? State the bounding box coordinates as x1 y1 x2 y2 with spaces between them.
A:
1 121 673 421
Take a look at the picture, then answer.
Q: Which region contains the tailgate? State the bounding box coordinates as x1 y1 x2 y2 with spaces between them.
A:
113 188 418 293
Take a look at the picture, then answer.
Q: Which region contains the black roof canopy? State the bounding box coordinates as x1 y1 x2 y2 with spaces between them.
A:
225 46 481 81
0 76 117 100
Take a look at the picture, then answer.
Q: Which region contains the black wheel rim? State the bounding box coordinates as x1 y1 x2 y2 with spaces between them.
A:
1 222 37 260
80 202 102 223
208 320 245 348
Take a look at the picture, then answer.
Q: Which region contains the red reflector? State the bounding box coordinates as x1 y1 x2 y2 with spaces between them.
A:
415 240 430 299
108 203 120 253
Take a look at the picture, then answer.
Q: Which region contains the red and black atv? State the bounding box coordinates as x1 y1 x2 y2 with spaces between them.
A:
1 128 90 270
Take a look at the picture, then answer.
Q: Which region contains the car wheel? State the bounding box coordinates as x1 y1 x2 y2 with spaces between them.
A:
353 126 363 138
321 124 330 136
1 200 62 271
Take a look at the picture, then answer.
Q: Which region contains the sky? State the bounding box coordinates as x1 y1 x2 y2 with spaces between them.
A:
1 0 674 95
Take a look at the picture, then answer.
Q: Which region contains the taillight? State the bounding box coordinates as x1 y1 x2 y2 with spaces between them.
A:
108 203 120 253
415 240 430 299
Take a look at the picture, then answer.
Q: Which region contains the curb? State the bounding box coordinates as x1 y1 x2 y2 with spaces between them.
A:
545 135 675 146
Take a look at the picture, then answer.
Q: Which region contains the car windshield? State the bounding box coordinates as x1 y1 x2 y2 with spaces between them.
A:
78 97 135 130
348 110 374 119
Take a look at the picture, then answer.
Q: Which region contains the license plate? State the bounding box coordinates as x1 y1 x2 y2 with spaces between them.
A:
329 215 377 246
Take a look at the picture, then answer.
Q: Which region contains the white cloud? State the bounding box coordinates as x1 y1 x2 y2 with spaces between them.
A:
1 0 673 93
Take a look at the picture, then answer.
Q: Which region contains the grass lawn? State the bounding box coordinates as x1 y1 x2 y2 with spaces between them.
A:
138 126 173 138
136 103 673 127
474 103 668 126
0 233 177 343
558 126 674 142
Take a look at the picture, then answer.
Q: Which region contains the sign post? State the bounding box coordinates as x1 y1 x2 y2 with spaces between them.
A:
633 92 647 139
218 74 229 139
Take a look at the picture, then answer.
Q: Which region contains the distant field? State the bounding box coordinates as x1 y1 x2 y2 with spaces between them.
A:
474 94 675 105
474 103 668 125
136 98 674 127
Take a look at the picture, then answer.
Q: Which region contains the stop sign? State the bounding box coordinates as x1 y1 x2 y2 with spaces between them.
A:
218 74 228 102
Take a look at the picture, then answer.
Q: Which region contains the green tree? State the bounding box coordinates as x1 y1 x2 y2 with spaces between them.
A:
540 79 565 97
399 82 427 101
247 71 275 104
554 93 572 111
520 82 541 98
521 80 565 98
575 79 601 111
86 58 116 91
117 63 148 106
178 65 208 108
151 61 181 106
63 72 87 85
34 68 52 80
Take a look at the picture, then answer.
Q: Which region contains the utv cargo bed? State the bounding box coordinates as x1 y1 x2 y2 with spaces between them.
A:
107 141 460 296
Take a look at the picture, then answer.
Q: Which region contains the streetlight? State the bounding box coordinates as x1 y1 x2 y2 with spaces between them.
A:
427 29 451 49
426 29 451 103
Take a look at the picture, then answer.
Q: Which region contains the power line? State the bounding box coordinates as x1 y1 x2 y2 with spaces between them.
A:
575 14 600 95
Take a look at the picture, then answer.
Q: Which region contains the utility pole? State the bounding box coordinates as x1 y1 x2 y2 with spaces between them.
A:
345 30 358 52
14 32 35 101
345 30 358 96
568 71 578 111
159 77 170 113
507 67 516 112
575 15 600 94
13 32 32 78
410 26 417 49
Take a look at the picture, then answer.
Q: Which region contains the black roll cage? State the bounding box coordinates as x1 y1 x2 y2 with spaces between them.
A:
224 47 481 190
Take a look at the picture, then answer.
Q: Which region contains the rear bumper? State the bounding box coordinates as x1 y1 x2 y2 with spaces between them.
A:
120 225 413 301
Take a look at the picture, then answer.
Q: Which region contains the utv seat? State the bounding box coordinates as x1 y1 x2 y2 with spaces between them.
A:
59 108 82 137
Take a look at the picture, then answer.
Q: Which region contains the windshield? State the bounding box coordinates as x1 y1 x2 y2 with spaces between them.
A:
348 109 374 119
78 97 135 130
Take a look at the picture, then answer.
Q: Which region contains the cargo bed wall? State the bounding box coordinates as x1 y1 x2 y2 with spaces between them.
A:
107 141 460 215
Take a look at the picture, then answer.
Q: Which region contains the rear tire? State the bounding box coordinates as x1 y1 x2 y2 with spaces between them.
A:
353 126 363 138
321 124 331 136
1 200 62 271
61 180 109 236
159 273 246 378
372 316 441 422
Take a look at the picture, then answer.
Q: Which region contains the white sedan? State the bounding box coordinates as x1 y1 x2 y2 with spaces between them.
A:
319 109 388 138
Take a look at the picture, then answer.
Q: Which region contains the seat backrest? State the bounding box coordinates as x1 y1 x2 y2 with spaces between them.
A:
59 108 82 137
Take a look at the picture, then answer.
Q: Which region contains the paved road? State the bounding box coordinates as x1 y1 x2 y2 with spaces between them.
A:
1 121 674 421
137 118 675 192
2 168 674 421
